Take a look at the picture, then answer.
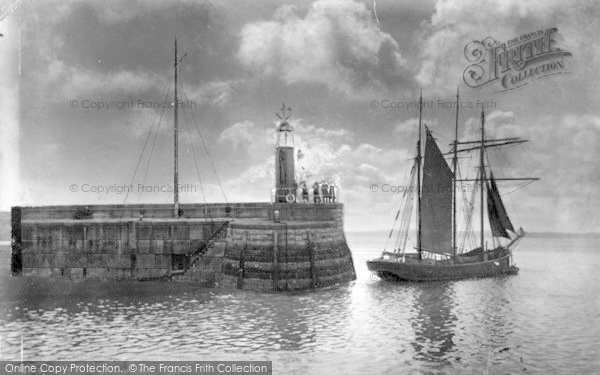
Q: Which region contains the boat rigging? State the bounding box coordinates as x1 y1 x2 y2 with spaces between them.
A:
367 90 539 281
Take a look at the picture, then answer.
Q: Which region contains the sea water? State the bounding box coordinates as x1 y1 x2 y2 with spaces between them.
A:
0 234 598 374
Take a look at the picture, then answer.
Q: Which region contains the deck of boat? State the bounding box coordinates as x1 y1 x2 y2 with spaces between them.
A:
367 253 518 282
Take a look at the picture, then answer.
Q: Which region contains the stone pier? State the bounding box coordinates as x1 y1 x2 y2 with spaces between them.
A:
11 202 356 292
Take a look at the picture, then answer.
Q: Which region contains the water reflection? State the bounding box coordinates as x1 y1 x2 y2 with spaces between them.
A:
0 276 358 359
409 282 457 363
1 236 599 374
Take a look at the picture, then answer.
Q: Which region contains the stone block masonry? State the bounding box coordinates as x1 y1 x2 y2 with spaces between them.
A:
11 202 356 292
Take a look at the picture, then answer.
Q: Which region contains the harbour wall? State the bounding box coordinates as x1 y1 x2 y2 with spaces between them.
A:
11 203 356 291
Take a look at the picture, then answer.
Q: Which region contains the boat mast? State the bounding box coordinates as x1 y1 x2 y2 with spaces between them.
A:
452 87 459 263
417 90 423 261
479 110 486 261
173 37 179 217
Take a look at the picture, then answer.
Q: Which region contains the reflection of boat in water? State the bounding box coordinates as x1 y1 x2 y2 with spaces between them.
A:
368 90 538 281
411 283 457 362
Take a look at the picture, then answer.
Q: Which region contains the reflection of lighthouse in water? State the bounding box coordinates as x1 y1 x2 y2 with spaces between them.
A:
275 103 295 202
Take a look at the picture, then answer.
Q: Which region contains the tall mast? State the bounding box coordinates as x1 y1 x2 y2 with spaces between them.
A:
417 90 423 261
173 37 179 217
480 110 486 261
452 87 459 263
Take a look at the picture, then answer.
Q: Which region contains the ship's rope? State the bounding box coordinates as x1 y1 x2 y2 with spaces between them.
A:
397 165 416 254
124 77 172 204
384 210 399 253
387 184 410 255
398 141 418 254
176 73 216 221
391 188 406 253
454 153 470 254
180 101 208 206
457 151 471 251
383 145 416 255
177 74 228 203
460 167 479 252
140 95 168 199
460 158 476 251
394 160 415 253
384 192 404 254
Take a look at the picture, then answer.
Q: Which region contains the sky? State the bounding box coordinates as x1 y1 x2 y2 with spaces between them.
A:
0 0 598 233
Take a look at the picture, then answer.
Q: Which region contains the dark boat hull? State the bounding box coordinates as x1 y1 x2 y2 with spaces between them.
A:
367 253 518 282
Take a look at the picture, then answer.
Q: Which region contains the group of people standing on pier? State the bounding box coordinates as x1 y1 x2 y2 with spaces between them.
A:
297 181 336 203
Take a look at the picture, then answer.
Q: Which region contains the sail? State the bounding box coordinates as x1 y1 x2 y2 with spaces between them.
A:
486 172 515 238
421 129 454 254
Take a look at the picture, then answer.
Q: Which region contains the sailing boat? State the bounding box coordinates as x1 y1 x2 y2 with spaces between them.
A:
367 90 538 281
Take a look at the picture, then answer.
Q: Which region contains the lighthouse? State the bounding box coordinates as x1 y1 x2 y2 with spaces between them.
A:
275 103 295 203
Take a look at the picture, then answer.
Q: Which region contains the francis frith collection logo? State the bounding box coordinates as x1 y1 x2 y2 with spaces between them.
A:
463 27 572 92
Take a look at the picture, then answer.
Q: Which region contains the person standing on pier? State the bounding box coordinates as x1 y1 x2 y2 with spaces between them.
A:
322 181 330 202
295 182 303 203
302 182 309 203
330 183 336 203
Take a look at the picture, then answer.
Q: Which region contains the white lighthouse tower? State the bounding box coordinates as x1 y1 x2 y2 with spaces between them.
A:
275 103 295 203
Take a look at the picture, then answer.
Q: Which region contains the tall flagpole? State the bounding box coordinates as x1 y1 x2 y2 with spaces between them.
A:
480 110 486 261
417 90 423 261
174 37 179 217
452 87 459 263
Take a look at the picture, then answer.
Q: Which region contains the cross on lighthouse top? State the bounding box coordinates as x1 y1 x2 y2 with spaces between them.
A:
276 102 292 120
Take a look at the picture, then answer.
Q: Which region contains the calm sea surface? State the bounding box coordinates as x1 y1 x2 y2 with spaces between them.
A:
0 234 598 374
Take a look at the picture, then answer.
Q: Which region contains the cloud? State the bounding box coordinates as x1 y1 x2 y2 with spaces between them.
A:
38 0 202 25
186 79 245 107
218 120 274 158
461 110 526 140
523 113 600 232
44 60 163 101
394 117 441 139
454 110 600 232
222 158 276 202
394 118 419 134
43 58 242 110
0 14 20 209
237 0 409 99
125 107 175 139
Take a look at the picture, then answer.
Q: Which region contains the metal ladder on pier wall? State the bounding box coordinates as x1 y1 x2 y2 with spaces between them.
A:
140 221 229 281
168 221 229 278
